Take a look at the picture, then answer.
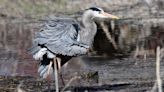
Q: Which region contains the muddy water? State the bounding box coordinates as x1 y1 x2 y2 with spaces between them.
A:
0 15 164 91
0 15 164 76
0 56 163 92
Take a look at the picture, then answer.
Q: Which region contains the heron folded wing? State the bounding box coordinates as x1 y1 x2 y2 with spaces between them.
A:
47 43 88 56
34 20 79 44
27 43 42 56
30 18 86 56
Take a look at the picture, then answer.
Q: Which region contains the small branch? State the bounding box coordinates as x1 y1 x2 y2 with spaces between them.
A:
17 81 26 92
160 48 164 58
61 76 81 92
100 22 118 50
149 82 157 92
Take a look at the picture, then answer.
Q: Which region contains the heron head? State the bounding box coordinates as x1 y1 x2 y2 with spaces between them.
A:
87 7 119 20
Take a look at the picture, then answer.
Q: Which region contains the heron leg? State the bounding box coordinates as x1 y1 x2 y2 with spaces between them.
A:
56 57 65 86
47 61 53 92
53 58 59 92
48 61 53 75
56 57 61 70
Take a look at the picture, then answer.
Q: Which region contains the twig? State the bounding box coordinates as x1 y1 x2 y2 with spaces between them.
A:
160 48 164 58
61 76 81 92
156 46 163 92
100 22 118 50
149 82 157 92
17 81 26 92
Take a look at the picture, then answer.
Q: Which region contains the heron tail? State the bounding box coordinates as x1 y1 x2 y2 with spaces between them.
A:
27 43 48 60
38 54 53 79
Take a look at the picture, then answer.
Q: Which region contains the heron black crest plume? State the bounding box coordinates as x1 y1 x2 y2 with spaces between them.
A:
88 7 102 11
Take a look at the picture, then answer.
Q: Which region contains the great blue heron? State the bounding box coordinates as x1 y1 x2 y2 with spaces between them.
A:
28 7 119 91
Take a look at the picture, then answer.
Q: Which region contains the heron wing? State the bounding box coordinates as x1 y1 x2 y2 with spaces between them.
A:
30 18 88 56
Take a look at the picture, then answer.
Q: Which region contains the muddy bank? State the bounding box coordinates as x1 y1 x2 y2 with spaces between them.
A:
0 57 163 92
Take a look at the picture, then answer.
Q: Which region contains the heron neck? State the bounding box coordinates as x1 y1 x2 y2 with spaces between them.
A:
79 13 97 47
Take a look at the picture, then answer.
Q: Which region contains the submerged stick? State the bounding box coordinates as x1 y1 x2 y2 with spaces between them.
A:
61 76 81 92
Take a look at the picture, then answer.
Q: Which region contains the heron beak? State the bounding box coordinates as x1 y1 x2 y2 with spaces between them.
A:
102 12 120 19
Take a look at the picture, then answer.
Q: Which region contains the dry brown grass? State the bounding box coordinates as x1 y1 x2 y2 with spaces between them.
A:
149 46 163 92
156 46 163 92
0 0 126 19
100 22 118 50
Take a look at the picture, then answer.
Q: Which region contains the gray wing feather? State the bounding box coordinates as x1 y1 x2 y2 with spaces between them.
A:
28 42 42 55
29 18 89 56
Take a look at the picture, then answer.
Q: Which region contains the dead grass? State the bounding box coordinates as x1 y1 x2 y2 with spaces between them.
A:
0 0 70 18
149 46 163 92
100 22 118 50
0 0 125 19
156 46 163 92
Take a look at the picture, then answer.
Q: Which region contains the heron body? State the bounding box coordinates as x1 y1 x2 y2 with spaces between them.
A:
29 18 88 78
28 7 119 91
